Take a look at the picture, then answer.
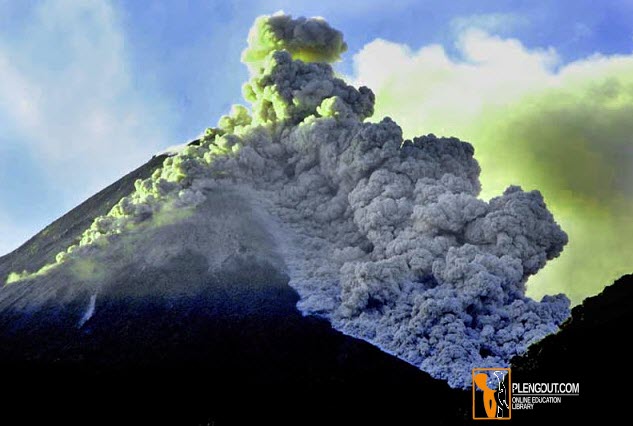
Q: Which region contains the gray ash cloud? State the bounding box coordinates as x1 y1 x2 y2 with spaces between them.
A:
7 14 570 389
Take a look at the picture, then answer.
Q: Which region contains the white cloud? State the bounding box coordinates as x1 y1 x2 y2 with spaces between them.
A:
0 0 170 192
450 13 527 35
352 30 559 136
0 0 170 254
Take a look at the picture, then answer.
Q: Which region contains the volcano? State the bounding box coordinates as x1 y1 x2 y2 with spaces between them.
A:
0 13 630 425
0 152 465 424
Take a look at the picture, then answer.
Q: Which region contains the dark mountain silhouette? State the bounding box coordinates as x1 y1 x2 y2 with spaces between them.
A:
510 273 633 423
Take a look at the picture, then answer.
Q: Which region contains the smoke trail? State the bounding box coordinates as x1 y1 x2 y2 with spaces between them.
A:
78 293 97 328
6 15 571 389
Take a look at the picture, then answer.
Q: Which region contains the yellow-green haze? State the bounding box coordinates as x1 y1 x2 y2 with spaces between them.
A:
353 29 633 303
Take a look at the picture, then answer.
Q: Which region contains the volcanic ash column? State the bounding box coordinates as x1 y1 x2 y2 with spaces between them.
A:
9 13 571 389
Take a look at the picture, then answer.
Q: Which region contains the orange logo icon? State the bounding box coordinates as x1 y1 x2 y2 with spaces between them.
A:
472 368 511 420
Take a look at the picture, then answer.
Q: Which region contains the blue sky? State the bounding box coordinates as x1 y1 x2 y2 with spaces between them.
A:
1 0 632 255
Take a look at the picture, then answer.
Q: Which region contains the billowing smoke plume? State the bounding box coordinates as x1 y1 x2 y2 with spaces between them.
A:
243 12 348 69
352 30 633 303
6 14 570 388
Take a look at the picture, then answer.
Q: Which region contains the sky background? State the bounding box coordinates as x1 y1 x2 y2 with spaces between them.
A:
1 0 632 300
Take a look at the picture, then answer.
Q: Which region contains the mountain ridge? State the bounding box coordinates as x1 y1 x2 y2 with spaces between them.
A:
0 153 169 281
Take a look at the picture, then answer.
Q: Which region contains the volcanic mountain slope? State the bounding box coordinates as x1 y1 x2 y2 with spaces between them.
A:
0 150 629 425
510 273 633 423
0 154 467 425
0 153 168 281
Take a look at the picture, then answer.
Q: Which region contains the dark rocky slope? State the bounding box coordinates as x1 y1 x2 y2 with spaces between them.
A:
510 273 633 423
0 259 467 425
